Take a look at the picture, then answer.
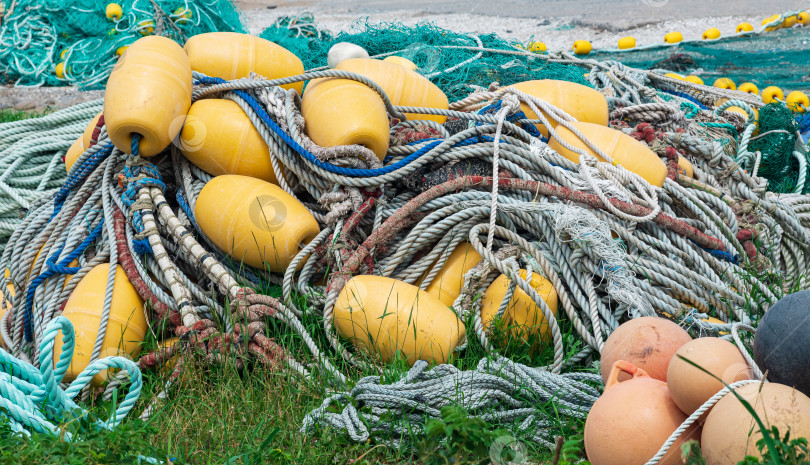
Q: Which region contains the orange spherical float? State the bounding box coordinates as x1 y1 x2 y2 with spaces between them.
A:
585 360 700 465
667 337 753 415
600 316 692 383
702 382 810 465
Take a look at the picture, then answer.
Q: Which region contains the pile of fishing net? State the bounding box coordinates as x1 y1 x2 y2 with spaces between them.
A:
0 0 244 88
1 29 809 454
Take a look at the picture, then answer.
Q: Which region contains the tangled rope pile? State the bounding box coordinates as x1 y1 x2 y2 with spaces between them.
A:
1 39 809 453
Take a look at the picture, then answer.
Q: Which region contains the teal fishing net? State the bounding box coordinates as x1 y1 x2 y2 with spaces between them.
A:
260 18 592 100
590 26 810 94
0 0 245 89
750 103 808 194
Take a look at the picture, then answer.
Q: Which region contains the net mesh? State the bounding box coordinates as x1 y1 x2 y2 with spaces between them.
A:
0 0 245 89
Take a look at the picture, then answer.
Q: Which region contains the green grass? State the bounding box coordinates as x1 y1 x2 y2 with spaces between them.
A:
0 108 47 123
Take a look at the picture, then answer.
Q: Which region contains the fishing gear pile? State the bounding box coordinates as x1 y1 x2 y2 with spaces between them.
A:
1 25 809 457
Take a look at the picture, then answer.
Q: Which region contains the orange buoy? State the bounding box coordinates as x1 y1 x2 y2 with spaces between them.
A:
702 383 810 465
677 155 694 178
184 32 304 94
667 337 753 415
600 316 692 383
334 275 465 365
334 58 449 123
585 360 700 465
423 243 481 307
104 36 191 157
506 80 610 137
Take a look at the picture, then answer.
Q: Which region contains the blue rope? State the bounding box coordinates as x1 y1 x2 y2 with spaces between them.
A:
23 219 105 342
698 244 739 265
199 76 500 178
662 89 710 111
120 136 166 255
52 143 113 220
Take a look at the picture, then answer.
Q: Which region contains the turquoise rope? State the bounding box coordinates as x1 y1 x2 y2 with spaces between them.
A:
0 316 143 436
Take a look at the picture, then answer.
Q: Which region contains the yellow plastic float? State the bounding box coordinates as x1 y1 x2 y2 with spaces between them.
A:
761 86 784 103
783 15 798 28
664 73 684 80
505 80 610 137
184 32 305 94
334 275 465 365
423 243 482 307
684 75 704 85
677 156 694 178
334 57 449 123
702 28 721 40
735 22 754 33
737 82 759 95
115 46 128 56
65 111 104 172
762 14 781 31
664 32 683 44
53 264 147 384
526 41 547 53
480 270 558 346
618 37 636 49
105 3 122 21
180 99 281 184
301 76 390 160
572 40 591 55
786 91 808 112
548 121 668 187
104 36 191 157
55 62 66 79
195 175 319 272
799 11 810 26
716 98 758 120
137 19 154 35
713 78 736 90
383 55 418 71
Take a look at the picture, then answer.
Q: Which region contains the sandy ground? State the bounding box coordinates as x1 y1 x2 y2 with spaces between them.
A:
237 0 810 51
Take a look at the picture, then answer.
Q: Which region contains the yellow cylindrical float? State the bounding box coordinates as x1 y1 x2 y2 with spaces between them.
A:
572 40 592 55
664 32 683 44
761 86 784 104
137 19 154 36
548 121 668 187
383 55 418 71
783 15 798 28
716 97 759 121
195 175 319 272
618 37 636 50
786 91 809 112
702 28 721 40
677 155 694 178
527 41 547 53
104 36 191 157
334 58 449 123
480 270 558 346
684 75 704 85
65 111 104 172
762 14 781 31
183 32 304 94
301 77 390 160
105 3 122 21
736 22 754 33
53 264 147 383
180 99 280 184
55 62 66 79
799 11 810 26
664 73 684 80
738 82 759 95
506 80 610 137
713 77 736 90
334 275 465 365
424 243 482 307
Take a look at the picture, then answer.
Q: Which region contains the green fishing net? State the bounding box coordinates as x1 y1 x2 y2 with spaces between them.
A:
0 0 245 89
260 18 592 100
749 103 808 194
